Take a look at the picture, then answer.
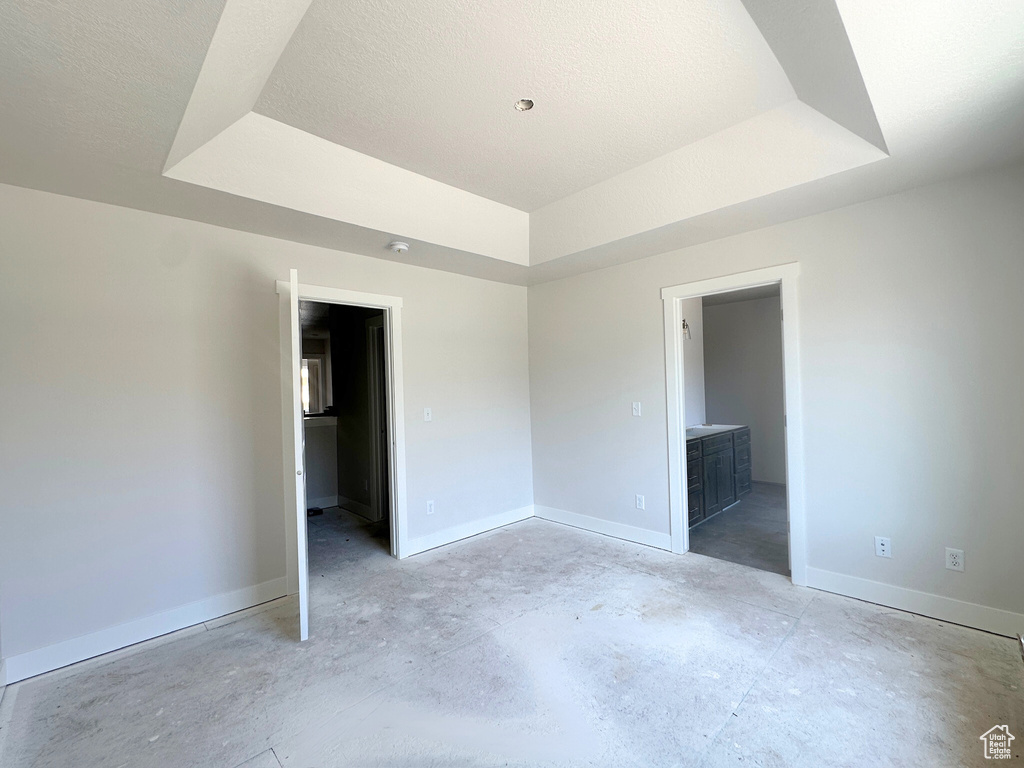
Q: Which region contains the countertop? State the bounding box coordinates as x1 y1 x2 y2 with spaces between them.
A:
303 415 338 428
685 424 746 440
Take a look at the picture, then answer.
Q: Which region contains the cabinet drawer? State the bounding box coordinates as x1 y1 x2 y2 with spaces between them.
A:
685 438 701 460
687 490 702 525
703 432 733 455
733 428 750 447
686 458 701 490
734 442 751 471
735 468 752 498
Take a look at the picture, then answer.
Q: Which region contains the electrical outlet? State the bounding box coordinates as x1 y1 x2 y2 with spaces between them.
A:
423 407 432 422
426 500 435 516
632 401 642 417
635 494 645 510
946 548 964 572
874 536 891 558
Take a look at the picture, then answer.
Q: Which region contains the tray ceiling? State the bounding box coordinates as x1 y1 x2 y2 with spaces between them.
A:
1 0 1022 283
255 0 796 211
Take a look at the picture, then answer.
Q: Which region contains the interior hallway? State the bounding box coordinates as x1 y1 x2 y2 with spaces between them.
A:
688 483 790 577
0 519 1019 767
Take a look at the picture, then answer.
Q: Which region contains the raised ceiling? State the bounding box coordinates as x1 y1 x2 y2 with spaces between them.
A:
1 0 1022 284
161 0 888 268
255 0 796 211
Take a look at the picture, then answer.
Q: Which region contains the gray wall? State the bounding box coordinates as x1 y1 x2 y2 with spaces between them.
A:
703 296 786 484
528 162 1024 620
0 183 533 670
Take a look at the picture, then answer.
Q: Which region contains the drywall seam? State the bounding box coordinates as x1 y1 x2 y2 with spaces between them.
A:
806 567 1024 638
2 577 287 684
534 506 673 551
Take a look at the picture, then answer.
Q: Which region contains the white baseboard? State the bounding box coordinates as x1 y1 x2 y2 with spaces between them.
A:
534 505 672 551
306 494 339 509
806 567 1024 638
404 505 535 557
2 577 288 685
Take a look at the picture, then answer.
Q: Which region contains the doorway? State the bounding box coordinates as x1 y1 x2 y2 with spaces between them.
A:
279 274 409 640
685 285 788 575
662 264 808 585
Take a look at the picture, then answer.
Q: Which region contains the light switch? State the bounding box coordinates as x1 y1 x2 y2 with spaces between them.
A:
632 402 642 417
424 407 432 422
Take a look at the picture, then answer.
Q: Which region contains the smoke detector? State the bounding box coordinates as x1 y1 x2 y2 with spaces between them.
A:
387 240 410 254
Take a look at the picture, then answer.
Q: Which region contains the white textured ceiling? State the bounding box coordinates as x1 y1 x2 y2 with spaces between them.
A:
0 0 221 172
254 0 795 211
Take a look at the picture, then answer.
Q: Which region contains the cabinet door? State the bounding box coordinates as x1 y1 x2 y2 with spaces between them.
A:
719 450 736 508
703 455 722 517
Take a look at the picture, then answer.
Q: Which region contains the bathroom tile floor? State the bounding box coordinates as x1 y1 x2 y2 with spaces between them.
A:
688 482 790 576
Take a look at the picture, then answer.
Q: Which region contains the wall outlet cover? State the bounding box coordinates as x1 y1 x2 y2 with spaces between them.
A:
945 547 964 572
423 407 432 422
426 500 435 515
635 494 645 510
874 536 891 558
632 401 642 417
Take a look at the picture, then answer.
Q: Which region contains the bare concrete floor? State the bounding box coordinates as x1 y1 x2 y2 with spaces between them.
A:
689 483 790 576
1 513 1021 767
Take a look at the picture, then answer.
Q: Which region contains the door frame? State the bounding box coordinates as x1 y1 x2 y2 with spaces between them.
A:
278 281 410 596
661 263 808 585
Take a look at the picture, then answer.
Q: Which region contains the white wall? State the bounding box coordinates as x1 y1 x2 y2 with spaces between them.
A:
703 296 785 483
680 297 706 427
529 162 1024 630
0 183 533 679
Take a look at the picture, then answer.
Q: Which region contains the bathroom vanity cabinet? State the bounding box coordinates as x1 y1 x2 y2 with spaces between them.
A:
685 425 752 527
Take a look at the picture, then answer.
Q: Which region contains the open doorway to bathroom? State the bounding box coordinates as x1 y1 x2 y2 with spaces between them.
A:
299 300 393 602
662 264 807 584
680 285 788 575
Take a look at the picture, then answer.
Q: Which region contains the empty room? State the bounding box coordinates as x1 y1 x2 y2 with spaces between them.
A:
1 1 1023 766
